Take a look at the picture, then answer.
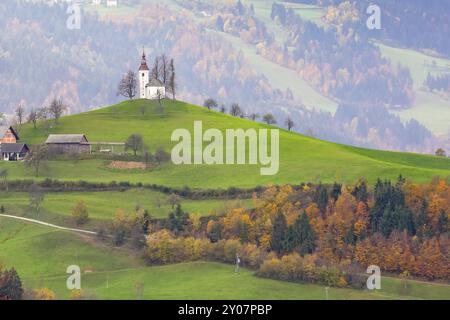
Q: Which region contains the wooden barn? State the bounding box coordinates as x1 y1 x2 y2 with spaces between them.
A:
45 134 90 154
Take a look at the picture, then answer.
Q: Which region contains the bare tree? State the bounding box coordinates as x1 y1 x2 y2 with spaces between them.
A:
167 193 181 208
154 147 170 164
230 103 243 117
168 58 176 100
160 54 169 86
27 108 38 129
435 148 447 157
15 105 25 125
117 70 138 100
25 145 49 177
48 98 68 124
249 113 259 121
0 169 8 192
262 113 277 125
151 56 161 80
285 116 295 131
125 134 145 156
29 184 45 216
220 104 226 113
203 98 218 111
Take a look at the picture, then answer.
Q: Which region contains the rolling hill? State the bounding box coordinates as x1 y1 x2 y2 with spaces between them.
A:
3 99 449 189
1 218 448 299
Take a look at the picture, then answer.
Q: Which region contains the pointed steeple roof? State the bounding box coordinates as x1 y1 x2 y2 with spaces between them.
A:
139 47 149 71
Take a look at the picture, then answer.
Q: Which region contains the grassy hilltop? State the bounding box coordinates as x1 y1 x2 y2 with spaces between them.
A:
4 99 449 188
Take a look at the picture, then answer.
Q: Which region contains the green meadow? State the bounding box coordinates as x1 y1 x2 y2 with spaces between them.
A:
1 99 448 189
0 189 252 229
1 218 448 300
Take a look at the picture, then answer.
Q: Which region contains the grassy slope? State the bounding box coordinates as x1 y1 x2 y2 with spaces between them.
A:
0 189 252 229
3 99 449 188
1 218 448 300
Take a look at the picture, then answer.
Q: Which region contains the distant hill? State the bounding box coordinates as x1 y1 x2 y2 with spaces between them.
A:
7 99 449 188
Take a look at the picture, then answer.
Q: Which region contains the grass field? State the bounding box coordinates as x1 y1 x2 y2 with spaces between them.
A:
0 189 252 229
2 99 449 188
1 218 448 300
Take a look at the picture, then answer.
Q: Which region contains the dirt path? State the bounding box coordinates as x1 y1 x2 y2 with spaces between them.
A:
0 214 97 235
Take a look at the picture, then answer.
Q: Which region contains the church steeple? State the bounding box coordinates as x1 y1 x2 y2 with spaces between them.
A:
139 47 149 71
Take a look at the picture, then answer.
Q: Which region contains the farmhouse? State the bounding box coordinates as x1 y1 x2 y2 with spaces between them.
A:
139 49 166 100
0 126 19 144
45 134 90 154
0 126 29 161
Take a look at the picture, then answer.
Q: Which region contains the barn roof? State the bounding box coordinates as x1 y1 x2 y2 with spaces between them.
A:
45 134 89 144
0 143 29 153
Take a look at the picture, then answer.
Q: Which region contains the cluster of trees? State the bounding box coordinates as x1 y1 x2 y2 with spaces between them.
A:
301 0 450 57
13 97 68 129
0 266 23 300
269 3 415 108
142 177 449 281
203 97 295 130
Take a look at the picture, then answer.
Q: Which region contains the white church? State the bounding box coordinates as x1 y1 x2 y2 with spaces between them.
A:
139 50 166 100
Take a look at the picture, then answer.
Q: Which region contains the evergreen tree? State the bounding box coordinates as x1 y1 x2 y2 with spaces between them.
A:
330 182 342 202
0 268 23 300
437 209 448 235
167 204 190 235
344 224 356 245
271 211 287 255
294 211 316 255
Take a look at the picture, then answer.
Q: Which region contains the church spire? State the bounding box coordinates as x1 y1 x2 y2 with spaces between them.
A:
139 47 149 71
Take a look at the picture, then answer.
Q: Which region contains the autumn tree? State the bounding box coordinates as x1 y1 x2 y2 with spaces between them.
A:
33 288 56 300
72 200 89 226
117 70 138 100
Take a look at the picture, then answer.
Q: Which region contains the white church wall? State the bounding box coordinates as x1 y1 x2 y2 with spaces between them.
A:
146 86 166 100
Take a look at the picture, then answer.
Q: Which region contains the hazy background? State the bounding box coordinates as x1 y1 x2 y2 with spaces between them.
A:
0 0 449 153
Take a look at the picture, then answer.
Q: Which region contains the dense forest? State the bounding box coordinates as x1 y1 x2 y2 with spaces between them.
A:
293 0 450 57
100 176 449 286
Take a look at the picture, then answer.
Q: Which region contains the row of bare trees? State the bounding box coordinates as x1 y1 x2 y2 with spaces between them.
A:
14 98 68 128
203 98 296 131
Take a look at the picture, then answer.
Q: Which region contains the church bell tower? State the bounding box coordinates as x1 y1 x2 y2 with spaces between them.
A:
139 48 150 99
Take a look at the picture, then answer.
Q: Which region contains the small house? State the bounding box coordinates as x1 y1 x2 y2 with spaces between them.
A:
0 126 20 144
0 143 29 161
45 134 90 154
